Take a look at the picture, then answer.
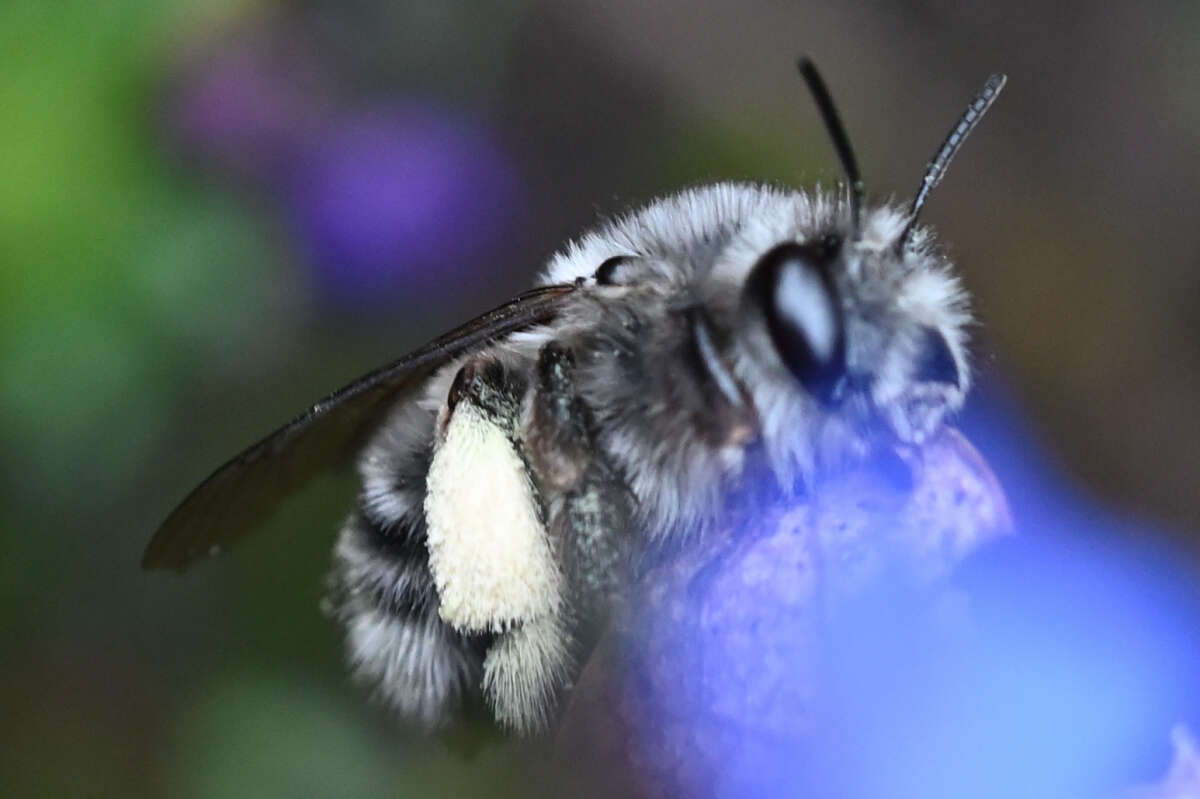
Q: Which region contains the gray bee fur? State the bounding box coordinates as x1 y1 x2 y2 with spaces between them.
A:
329 182 974 734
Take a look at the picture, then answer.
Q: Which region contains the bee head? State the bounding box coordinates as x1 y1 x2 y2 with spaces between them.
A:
738 60 1003 445
538 60 1006 530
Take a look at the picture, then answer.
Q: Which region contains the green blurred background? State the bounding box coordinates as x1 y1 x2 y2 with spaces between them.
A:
2 1 1199 796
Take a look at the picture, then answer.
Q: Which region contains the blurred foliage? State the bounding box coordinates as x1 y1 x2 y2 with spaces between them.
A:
0 1 275 509
1 0 1198 797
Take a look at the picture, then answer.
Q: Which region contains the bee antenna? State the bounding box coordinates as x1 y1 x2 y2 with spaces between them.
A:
897 72 1007 253
797 57 864 235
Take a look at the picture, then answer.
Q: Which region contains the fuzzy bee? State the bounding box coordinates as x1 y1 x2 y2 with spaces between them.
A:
144 59 1006 736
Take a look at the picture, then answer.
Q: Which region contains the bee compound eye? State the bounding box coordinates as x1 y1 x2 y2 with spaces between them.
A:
745 242 846 405
594 255 635 286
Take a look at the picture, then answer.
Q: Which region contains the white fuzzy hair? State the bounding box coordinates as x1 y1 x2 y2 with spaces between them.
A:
424 400 563 633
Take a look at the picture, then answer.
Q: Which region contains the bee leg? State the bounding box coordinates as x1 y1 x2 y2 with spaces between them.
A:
475 340 636 733
482 610 573 735
527 343 636 663
425 356 573 734
425 358 560 634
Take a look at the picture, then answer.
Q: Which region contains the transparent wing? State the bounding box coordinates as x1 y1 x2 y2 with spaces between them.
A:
143 283 577 572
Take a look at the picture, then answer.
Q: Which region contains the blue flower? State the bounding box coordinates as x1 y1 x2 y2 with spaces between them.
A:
283 104 522 304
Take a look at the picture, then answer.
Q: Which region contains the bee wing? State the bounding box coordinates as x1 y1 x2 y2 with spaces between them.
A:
143 283 578 573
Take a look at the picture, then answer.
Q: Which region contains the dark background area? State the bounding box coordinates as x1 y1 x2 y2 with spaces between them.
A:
2 1 1198 796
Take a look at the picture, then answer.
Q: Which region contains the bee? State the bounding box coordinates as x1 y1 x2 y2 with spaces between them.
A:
144 59 1006 736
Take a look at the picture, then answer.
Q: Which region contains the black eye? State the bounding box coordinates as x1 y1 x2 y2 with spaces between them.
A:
745 242 845 404
912 326 960 388
595 255 634 285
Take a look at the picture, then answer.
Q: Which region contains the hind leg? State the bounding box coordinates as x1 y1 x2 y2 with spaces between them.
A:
423 357 574 734
480 343 635 733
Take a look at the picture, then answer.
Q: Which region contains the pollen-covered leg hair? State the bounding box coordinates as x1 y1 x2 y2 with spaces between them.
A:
422 355 580 734
425 358 562 634
471 341 636 735
330 511 484 729
483 611 573 735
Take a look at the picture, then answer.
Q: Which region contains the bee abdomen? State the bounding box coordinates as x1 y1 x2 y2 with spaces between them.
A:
329 510 484 729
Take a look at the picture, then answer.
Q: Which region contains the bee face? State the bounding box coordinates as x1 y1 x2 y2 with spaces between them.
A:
733 203 971 438
734 204 972 451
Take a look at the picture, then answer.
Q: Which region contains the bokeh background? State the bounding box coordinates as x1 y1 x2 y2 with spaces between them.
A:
2 1 1199 796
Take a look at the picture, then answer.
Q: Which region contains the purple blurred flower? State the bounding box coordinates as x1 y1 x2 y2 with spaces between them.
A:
167 28 327 178
165 17 523 305
283 104 523 303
